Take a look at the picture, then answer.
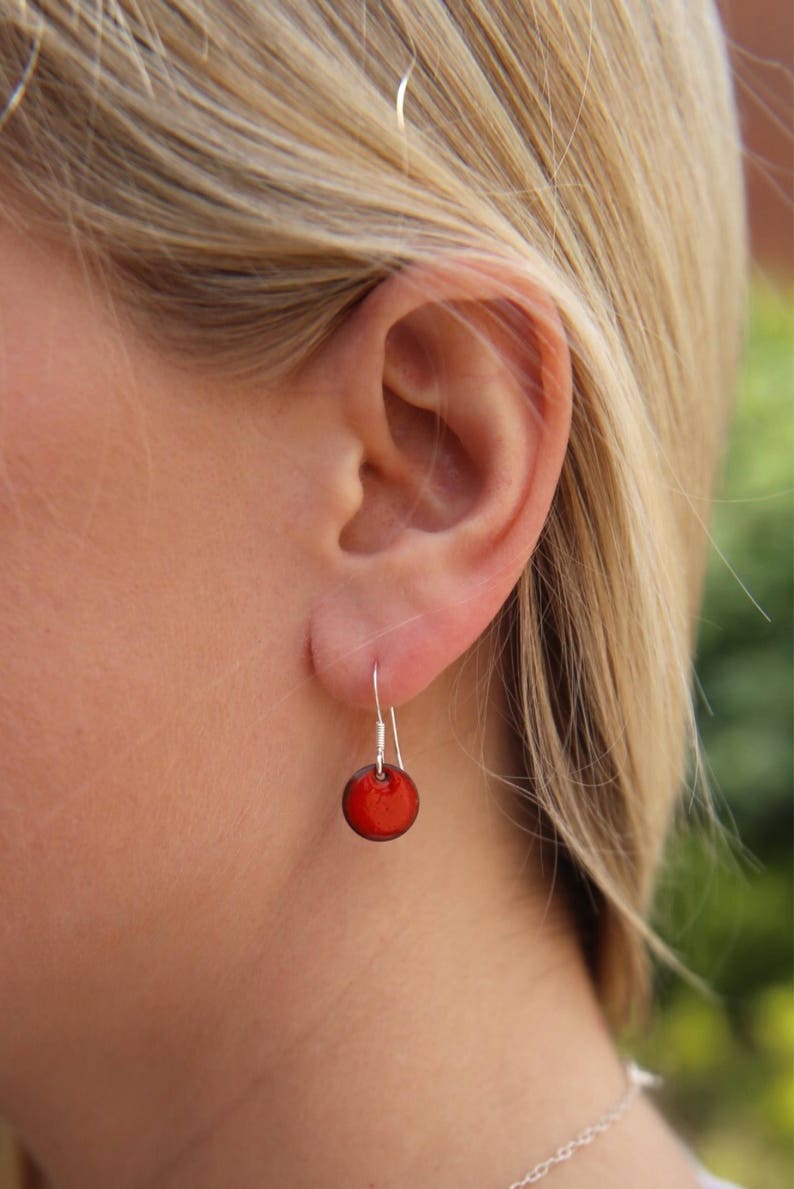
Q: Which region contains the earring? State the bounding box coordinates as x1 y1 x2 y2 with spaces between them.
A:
342 662 420 841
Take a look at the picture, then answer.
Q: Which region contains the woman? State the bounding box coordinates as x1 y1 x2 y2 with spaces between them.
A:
0 2 748 1186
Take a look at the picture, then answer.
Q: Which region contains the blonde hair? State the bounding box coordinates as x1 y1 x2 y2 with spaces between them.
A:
0 0 745 1110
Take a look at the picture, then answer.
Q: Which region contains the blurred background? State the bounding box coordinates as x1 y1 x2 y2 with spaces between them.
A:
632 3 793 1186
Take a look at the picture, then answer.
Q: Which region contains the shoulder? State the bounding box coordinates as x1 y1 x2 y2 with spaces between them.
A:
693 1164 748 1189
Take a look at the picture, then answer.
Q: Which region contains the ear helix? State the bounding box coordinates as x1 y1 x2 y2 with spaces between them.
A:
341 662 420 841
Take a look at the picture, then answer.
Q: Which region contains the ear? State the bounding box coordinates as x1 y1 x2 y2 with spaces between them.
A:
307 254 572 710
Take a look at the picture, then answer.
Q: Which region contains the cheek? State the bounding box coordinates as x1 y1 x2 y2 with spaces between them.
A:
0 355 307 1026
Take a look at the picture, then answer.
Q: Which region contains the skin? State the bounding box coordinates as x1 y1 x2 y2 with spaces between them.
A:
0 211 702 1188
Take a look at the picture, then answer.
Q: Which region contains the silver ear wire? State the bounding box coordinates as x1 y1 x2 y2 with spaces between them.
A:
373 662 404 777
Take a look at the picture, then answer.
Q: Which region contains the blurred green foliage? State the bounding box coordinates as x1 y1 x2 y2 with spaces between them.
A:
632 277 793 1188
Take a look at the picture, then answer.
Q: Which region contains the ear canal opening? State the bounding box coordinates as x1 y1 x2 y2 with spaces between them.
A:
339 386 481 555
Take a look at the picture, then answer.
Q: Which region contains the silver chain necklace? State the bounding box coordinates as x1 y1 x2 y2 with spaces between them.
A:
507 1061 662 1186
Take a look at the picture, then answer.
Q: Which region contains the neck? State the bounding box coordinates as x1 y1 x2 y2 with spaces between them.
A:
10 679 636 1189
151 839 624 1189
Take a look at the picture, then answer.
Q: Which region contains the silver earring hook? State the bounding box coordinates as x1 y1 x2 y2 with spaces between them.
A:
373 661 404 777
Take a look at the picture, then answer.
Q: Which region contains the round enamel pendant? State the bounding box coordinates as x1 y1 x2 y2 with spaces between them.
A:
342 762 420 841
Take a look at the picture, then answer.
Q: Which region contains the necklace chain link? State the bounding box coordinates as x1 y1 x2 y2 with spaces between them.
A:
507 1062 662 1187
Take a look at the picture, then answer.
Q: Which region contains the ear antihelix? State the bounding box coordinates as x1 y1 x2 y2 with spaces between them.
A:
341 661 419 842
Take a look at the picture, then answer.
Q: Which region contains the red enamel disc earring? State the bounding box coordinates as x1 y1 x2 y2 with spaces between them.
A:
342 662 419 841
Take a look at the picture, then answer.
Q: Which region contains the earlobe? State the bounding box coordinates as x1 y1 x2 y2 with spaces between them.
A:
308 256 572 710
